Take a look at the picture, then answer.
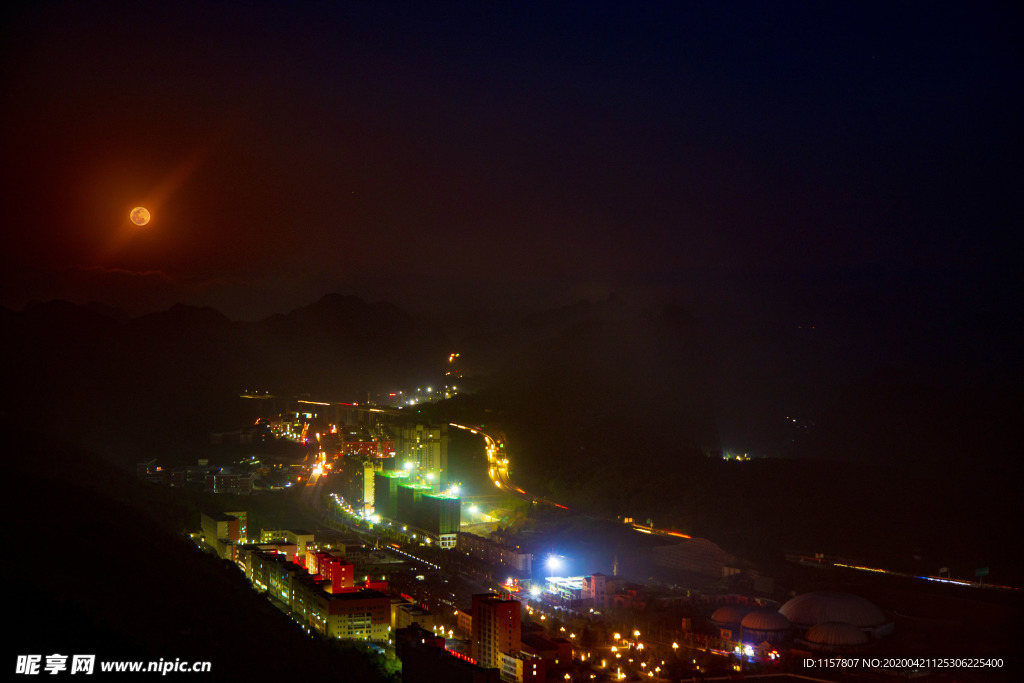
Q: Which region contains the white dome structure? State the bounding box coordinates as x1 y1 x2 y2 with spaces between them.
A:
710 605 750 639
741 609 791 631
711 605 750 624
805 621 870 650
780 591 893 638
745 610 790 630
740 608 791 644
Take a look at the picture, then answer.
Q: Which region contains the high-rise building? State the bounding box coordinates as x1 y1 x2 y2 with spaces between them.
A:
372 473 460 547
421 492 460 549
373 470 409 519
470 594 521 670
363 460 383 512
398 423 448 489
397 483 433 530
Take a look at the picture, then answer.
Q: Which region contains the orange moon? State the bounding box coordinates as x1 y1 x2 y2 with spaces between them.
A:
130 206 151 226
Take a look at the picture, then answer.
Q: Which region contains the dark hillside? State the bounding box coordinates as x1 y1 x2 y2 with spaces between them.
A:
7 424 394 681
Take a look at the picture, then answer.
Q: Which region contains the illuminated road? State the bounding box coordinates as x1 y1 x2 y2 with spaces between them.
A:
451 423 1019 591
450 423 547 502
449 423 691 540
787 553 1020 592
300 451 329 509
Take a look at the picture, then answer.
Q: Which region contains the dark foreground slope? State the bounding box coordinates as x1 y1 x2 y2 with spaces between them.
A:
7 425 395 682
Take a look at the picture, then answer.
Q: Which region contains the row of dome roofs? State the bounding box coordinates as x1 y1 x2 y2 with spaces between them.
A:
711 592 892 645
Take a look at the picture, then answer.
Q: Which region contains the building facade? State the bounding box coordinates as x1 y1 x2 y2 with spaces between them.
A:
471 594 521 670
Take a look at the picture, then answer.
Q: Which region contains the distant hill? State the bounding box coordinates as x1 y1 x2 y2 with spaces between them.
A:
491 298 718 480
0 294 448 462
4 292 1019 583
419 296 721 520
789 365 1018 466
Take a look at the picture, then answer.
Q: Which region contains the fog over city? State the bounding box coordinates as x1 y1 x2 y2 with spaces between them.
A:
3 2 1020 681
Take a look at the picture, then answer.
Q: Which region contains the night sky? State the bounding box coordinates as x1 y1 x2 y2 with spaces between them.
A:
2 2 1020 453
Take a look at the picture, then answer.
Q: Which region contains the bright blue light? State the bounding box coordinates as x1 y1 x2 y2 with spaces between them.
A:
546 555 562 571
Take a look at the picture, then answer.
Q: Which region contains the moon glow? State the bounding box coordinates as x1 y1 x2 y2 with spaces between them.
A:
130 206 151 226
